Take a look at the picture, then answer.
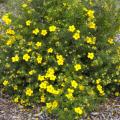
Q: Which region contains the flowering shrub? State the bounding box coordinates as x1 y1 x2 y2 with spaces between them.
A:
0 0 120 119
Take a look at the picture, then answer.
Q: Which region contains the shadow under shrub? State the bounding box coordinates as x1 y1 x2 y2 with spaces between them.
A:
0 0 120 119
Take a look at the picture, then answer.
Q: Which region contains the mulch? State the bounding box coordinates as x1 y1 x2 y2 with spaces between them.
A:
0 94 120 120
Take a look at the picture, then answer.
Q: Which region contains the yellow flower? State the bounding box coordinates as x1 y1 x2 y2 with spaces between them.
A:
87 22 96 29
12 55 19 62
74 64 82 71
47 85 59 95
25 88 33 96
100 92 105 96
46 102 52 109
6 36 15 45
63 2 67 7
6 39 14 46
47 85 54 93
108 38 114 44
57 59 64 65
85 36 96 45
68 25 76 32
26 20 31 26
45 67 56 80
49 25 56 32
41 29 47 36
49 75 56 81
65 93 74 100
46 68 55 76
115 92 119 97
54 90 60 95
73 32 80 40
28 70 36 75
87 52 94 60
40 95 45 103
36 55 42 64
3 80 9 86
96 79 101 84
13 85 18 90
52 100 58 109
79 85 85 91
71 80 78 88
27 41 33 46
67 88 74 93
56 55 64 65
76 30 80 33
61 83 65 87
26 49 32 53
22 4 28 8
97 85 102 91
47 48 53 53
87 10 95 19
14 97 19 103
32 28 39 35
2 14 11 25
39 81 48 89
38 75 45 81
23 54 30 61
35 42 42 47
74 107 83 115
6 29 15 35
20 99 25 104
97 84 105 95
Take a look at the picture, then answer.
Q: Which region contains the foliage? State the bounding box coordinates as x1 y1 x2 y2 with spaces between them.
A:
0 0 120 119
0 0 6 3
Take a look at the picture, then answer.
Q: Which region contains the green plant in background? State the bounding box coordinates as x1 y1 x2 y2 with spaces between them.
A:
0 0 6 3
0 0 120 119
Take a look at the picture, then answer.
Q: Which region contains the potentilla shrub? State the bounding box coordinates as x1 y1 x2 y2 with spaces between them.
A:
0 0 120 119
